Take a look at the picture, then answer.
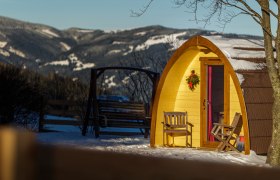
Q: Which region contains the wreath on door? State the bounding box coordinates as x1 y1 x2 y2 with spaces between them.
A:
186 70 200 91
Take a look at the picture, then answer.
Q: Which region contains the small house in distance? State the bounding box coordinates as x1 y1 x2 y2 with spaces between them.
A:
150 35 273 155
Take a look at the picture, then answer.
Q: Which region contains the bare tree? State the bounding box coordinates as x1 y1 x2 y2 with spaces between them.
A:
116 49 167 104
133 0 280 166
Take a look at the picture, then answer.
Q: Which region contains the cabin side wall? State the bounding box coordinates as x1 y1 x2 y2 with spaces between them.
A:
173 52 201 147
154 49 199 146
240 71 273 154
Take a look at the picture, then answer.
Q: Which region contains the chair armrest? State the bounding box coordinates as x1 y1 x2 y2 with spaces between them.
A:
162 122 193 128
186 122 194 127
213 123 233 129
161 122 171 127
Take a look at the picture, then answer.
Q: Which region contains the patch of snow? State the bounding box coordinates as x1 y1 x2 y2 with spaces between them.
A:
131 71 139 76
73 63 95 71
68 53 83 70
76 29 95 33
121 70 145 84
222 50 232 59
135 31 147 36
55 53 95 71
247 150 268 165
204 36 265 58
113 41 126 45
122 76 130 84
0 41 7 48
69 53 83 68
0 49 10 57
41 29 60 38
45 60 69 66
68 53 79 62
123 45 133 56
106 49 122 56
210 31 219 35
170 38 186 50
104 29 130 33
9 46 26 58
236 73 245 85
72 77 78 81
103 75 116 88
204 36 267 71
135 32 187 51
229 58 265 70
35 59 41 63
36 129 268 167
72 36 78 40
60 42 71 51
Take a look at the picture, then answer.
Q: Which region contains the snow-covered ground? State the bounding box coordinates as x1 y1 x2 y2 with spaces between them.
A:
36 125 268 168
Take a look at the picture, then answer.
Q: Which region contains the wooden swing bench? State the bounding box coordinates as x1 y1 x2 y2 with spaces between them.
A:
82 67 160 138
93 100 151 138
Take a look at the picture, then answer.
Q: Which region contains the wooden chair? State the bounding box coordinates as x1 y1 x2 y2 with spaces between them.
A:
211 112 243 152
162 112 193 147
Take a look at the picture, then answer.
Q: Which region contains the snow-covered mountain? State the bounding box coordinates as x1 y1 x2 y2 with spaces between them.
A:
0 16 263 82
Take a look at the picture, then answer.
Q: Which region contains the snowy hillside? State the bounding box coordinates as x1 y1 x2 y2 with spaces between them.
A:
0 16 263 83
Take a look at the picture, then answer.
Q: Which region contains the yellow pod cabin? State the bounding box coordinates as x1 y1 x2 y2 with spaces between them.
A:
150 35 273 155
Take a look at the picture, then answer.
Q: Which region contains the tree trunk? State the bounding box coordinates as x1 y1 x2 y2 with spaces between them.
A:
267 93 280 165
258 0 280 166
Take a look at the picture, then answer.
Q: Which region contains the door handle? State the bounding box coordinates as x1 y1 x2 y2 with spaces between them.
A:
203 99 206 110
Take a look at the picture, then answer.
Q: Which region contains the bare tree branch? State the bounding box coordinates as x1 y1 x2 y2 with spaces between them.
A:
255 0 278 18
266 6 277 18
171 1 264 33
130 0 155 17
255 0 276 39
219 0 263 21
172 1 276 38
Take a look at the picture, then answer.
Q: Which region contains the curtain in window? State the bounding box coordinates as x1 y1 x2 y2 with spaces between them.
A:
208 66 214 141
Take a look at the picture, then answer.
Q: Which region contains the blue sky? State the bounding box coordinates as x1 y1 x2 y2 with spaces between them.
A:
0 0 269 36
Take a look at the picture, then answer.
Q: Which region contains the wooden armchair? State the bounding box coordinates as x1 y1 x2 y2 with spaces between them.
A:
211 112 243 152
162 112 193 147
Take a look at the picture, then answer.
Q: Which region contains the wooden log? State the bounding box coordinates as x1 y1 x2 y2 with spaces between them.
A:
0 127 36 180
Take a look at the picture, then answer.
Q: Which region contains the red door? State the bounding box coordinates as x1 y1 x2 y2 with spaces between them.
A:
201 62 225 147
